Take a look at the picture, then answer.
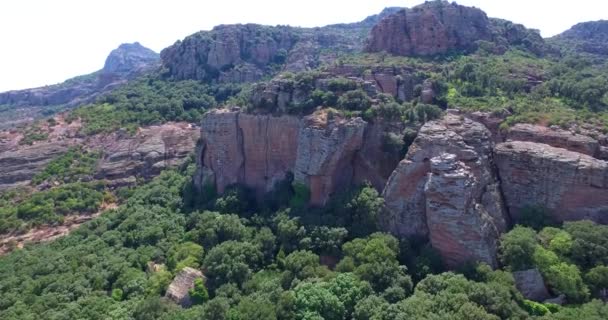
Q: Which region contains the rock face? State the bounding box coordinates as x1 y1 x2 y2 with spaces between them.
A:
366 1 492 56
103 42 160 74
0 141 73 190
160 8 407 85
512 268 550 301
424 154 506 268
94 123 199 187
0 121 198 190
495 141 608 224
196 109 380 205
366 1 546 57
381 113 508 267
294 115 367 205
165 267 205 307
507 123 601 158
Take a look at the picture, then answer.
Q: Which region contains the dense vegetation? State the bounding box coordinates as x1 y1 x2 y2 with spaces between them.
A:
0 182 106 233
0 162 606 319
69 75 230 135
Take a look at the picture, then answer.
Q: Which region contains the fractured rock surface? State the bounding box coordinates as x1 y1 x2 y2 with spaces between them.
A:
381 113 508 267
495 141 608 224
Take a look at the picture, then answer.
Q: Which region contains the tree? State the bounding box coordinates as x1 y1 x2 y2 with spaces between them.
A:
203 241 262 288
585 265 608 298
282 250 328 289
499 226 538 271
327 273 372 317
294 282 345 320
337 89 372 111
544 263 590 303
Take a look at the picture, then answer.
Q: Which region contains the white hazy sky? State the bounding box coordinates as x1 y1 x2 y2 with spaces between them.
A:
0 0 606 92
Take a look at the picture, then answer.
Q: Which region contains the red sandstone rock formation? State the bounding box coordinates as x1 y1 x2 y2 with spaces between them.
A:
366 1 492 56
196 109 375 206
381 113 508 267
495 141 608 224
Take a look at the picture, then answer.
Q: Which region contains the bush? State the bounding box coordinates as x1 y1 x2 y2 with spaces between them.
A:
337 89 372 111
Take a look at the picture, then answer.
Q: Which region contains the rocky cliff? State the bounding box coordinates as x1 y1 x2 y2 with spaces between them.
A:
194 109 608 268
0 43 159 129
365 1 545 56
495 141 608 224
160 8 408 84
195 108 404 205
381 112 508 267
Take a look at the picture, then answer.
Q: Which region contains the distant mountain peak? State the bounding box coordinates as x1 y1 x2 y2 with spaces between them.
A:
102 42 159 74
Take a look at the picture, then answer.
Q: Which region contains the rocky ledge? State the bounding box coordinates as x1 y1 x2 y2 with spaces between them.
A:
0 120 198 190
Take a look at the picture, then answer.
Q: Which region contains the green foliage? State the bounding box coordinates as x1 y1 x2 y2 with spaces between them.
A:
290 183 310 209
403 103 443 123
337 89 372 111
499 226 538 271
523 300 550 316
330 184 384 238
189 278 209 304
203 241 263 288
544 263 590 303
585 265 608 297
0 182 104 232
31 147 101 185
71 76 217 135
19 125 49 146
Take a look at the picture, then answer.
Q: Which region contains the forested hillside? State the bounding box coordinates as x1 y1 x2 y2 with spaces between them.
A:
0 1 608 319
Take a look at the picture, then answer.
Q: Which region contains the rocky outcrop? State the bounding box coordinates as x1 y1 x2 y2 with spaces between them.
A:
102 42 160 74
160 8 407 85
366 1 492 56
495 141 608 224
381 112 508 267
513 268 550 301
0 141 73 190
551 20 608 56
366 1 546 57
165 267 205 307
0 121 198 190
507 123 602 158
196 109 379 205
424 154 506 268
94 123 199 187
294 114 367 205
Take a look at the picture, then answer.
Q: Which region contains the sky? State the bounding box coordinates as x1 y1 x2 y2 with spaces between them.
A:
0 0 606 92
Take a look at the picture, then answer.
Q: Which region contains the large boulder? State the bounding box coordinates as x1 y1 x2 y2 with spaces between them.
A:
381 113 508 267
495 141 608 224
512 268 550 302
